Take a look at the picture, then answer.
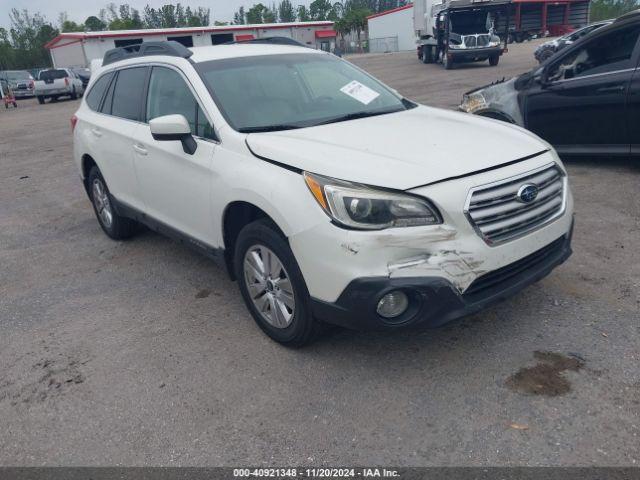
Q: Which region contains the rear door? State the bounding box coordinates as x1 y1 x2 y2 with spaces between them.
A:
133 65 218 244
626 41 640 155
524 24 640 156
89 66 149 210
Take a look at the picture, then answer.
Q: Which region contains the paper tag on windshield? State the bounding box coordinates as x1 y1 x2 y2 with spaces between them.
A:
340 81 380 105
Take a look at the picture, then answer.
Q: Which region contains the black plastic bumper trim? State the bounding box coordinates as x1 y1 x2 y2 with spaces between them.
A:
311 223 573 331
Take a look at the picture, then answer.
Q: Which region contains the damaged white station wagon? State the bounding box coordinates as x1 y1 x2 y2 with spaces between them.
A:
73 39 574 346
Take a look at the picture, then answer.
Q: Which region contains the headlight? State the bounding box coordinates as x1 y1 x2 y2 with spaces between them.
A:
488 40 501 47
304 172 441 230
460 91 487 113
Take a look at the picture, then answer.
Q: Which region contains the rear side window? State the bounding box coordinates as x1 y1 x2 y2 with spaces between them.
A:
85 72 113 111
146 66 215 139
111 67 148 121
39 70 67 81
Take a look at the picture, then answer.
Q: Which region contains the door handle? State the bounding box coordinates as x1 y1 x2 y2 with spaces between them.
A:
133 144 148 156
91 128 102 138
596 85 625 94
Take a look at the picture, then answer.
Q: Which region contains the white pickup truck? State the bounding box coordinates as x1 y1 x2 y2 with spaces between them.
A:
35 68 85 104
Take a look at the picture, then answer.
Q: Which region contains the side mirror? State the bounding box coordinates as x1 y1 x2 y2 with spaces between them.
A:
149 114 197 155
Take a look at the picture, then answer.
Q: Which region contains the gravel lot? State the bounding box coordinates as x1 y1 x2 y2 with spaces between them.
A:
1 39 639 466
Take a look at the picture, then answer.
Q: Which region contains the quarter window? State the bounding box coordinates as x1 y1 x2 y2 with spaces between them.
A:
111 67 148 121
85 72 113 111
548 26 640 81
146 66 215 140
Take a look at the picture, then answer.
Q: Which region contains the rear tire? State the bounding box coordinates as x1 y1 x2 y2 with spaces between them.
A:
37 96 45 104
489 54 500 66
234 218 323 347
422 46 434 64
88 166 138 240
70 87 77 100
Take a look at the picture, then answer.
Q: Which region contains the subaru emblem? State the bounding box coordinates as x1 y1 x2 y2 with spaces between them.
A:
517 183 539 203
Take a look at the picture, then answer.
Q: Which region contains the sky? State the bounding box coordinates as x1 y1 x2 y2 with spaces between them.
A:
0 0 312 30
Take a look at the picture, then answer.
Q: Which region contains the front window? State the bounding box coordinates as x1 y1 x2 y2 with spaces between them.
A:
547 25 640 81
195 53 413 133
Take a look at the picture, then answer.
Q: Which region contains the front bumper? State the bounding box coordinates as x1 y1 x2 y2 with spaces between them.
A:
449 46 502 61
312 225 572 330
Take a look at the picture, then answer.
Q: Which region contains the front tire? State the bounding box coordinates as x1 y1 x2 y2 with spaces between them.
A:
88 166 137 240
234 219 323 347
37 96 45 104
489 54 500 66
443 51 454 70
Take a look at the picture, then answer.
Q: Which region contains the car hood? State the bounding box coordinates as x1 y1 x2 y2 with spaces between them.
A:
246 105 545 190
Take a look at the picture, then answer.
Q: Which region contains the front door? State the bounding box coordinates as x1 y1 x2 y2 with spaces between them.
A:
524 24 640 156
133 66 219 246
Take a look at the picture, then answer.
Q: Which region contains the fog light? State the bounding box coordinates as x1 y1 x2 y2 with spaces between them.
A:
376 290 409 319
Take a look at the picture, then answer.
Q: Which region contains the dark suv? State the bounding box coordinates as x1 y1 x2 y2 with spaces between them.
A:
460 9 640 157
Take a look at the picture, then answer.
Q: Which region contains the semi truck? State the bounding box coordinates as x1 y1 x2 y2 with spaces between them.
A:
414 0 511 69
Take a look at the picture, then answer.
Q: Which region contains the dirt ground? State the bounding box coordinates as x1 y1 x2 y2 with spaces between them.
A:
0 39 639 466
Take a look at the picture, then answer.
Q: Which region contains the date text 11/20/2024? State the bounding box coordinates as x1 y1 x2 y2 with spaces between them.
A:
233 468 401 477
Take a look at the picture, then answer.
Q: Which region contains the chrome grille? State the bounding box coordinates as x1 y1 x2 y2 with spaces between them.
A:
465 164 566 245
476 34 491 47
462 34 491 48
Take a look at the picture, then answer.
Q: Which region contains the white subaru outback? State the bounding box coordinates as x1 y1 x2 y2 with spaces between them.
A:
73 40 574 346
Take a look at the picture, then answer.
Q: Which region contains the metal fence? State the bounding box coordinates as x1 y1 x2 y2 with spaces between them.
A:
368 36 399 53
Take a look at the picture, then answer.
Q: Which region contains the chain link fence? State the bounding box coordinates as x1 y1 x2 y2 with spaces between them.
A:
368 36 399 53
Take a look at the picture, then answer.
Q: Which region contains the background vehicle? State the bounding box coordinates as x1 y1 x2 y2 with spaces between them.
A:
414 0 510 69
70 67 91 89
534 20 612 63
0 70 35 98
460 10 640 157
35 68 84 104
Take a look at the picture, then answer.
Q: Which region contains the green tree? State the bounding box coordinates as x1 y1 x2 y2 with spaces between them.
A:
7 9 58 69
590 0 639 21
297 5 311 21
278 0 296 22
263 4 277 23
85 16 106 31
247 3 267 23
309 0 335 20
234 6 246 24
344 6 370 51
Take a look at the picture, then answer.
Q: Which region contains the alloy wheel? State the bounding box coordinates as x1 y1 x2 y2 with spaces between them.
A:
243 245 296 328
92 178 113 228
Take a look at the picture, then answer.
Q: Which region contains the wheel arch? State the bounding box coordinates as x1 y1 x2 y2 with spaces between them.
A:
475 109 517 124
222 200 287 281
81 154 98 195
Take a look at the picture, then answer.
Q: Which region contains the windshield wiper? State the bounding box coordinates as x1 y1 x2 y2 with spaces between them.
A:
314 107 405 126
238 124 303 133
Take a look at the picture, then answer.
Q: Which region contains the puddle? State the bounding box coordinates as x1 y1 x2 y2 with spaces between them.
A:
506 351 584 396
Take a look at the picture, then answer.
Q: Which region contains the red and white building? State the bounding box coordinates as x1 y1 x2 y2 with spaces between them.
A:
45 22 337 67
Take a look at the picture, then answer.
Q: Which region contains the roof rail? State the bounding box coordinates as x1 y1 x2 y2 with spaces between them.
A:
615 8 640 22
102 40 193 66
224 36 308 47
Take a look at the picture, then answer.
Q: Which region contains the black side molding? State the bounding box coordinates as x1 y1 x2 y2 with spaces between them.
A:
110 196 229 275
245 139 302 174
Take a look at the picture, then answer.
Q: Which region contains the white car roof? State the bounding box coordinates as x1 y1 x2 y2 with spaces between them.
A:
188 44 326 63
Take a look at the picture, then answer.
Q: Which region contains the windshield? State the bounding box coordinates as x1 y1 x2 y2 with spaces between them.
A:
4 71 31 81
195 53 412 132
39 70 67 81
